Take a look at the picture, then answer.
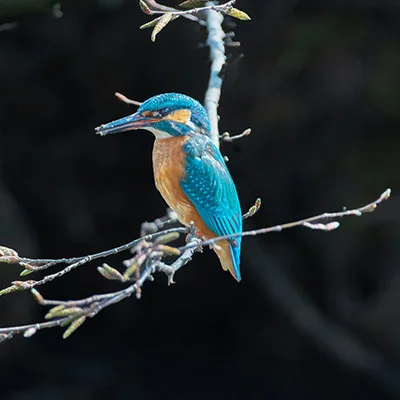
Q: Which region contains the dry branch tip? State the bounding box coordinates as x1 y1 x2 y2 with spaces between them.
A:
115 92 143 106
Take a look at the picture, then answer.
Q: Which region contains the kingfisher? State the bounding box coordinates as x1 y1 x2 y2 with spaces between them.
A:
95 93 242 281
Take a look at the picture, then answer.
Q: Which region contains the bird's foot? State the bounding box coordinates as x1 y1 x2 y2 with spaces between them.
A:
185 221 200 243
209 242 222 251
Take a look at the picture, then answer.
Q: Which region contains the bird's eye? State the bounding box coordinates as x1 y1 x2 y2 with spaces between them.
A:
142 108 171 118
142 110 159 118
159 107 171 116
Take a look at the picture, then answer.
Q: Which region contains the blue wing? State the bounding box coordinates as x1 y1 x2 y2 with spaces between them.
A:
180 135 242 279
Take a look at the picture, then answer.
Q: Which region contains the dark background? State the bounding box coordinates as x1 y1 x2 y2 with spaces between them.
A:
0 0 399 399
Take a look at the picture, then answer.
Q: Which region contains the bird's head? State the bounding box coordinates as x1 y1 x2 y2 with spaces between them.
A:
95 93 210 138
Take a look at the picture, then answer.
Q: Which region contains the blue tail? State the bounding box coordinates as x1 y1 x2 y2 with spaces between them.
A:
230 238 242 281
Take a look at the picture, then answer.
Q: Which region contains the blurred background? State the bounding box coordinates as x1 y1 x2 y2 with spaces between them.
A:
0 0 399 399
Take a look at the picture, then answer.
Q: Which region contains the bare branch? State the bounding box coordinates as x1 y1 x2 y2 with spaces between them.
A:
178 188 392 251
0 188 389 305
140 0 204 24
0 233 202 341
204 4 226 147
220 128 251 142
144 0 236 16
0 188 390 341
138 1 250 42
0 227 188 297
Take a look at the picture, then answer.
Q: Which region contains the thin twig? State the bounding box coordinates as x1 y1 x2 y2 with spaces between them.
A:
18 227 187 270
220 128 251 142
146 0 235 16
115 92 143 106
141 0 204 23
0 227 188 298
157 229 202 285
0 234 201 341
178 188 392 251
0 319 70 341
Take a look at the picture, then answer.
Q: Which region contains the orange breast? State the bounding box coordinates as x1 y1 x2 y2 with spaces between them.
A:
152 137 212 237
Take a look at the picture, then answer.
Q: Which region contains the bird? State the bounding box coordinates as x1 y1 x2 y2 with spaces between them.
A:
95 93 242 281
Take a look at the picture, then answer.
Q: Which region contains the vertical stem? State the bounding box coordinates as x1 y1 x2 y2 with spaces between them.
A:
204 5 226 148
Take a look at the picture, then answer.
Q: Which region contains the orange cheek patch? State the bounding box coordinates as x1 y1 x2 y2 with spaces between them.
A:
166 109 191 124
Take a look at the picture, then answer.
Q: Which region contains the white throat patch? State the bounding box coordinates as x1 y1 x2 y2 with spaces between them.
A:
145 127 172 139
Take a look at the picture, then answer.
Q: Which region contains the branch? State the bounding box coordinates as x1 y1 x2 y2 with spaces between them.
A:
139 0 202 23
0 232 201 341
0 227 187 297
138 1 250 42
0 188 390 341
220 128 251 142
142 0 236 16
0 189 390 303
204 3 226 147
178 188 392 252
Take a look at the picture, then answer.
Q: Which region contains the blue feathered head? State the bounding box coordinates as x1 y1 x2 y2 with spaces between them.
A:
95 93 210 138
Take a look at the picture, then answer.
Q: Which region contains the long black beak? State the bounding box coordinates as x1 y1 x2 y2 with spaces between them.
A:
95 113 159 136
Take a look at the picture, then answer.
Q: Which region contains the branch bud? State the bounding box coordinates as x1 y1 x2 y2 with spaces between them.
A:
157 245 181 256
123 253 147 281
45 306 83 319
0 333 9 343
248 198 262 217
0 256 19 264
0 246 18 258
380 188 391 201
24 327 37 338
0 284 20 297
179 0 207 8
154 231 180 244
97 263 124 281
140 16 163 30
63 316 86 339
31 288 44 304
224 7 251 21
11 280 35 290
151 12 173 42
